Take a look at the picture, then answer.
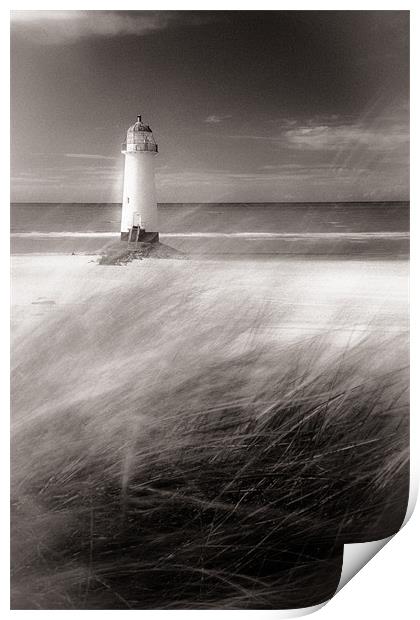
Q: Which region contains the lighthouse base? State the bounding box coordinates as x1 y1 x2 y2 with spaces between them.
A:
121 230 159 243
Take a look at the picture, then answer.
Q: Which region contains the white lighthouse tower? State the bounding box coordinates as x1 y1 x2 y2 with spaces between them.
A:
120 115 159 242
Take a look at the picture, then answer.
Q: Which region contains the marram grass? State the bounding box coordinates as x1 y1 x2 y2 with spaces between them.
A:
11 280 409 609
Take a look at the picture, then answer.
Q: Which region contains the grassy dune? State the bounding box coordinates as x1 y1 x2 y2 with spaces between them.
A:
11 264 409 609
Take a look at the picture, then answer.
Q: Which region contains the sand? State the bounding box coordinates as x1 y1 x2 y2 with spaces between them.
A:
11 254 409 349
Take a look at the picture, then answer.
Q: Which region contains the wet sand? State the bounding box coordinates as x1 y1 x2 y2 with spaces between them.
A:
10 232 409 258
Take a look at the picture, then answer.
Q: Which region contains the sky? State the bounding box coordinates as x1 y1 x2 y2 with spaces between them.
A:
10 10 409 203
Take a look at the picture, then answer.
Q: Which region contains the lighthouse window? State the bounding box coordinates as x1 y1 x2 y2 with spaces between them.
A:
127 197 130 204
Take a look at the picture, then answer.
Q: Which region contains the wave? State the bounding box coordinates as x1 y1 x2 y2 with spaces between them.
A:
10 231 410 239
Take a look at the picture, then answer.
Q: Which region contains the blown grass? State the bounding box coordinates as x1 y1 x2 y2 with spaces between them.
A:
11 268 409 609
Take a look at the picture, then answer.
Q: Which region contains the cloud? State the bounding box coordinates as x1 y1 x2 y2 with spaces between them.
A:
284 122 409 152
11 162 123 189
155 166 359 188
259 163 336 171
205 114 232 124
226 133 267 140
222 111 408 156
10 10 216 44
154 163 408 202
11 171 67 186
226 133 282 142
64 153 117 160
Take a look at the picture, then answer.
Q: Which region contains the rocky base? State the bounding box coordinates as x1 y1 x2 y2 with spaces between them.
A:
98 241 188 265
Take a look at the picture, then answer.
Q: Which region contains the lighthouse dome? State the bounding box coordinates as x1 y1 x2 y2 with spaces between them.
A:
122 115 158 153
128 117 152 133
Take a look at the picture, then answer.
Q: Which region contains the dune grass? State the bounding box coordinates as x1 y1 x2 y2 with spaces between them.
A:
11 269 409 609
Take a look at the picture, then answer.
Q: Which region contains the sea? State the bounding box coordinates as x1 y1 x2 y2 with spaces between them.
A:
10 202 409 257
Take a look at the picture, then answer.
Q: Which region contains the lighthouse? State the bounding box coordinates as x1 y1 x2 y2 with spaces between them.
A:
120 115 159 242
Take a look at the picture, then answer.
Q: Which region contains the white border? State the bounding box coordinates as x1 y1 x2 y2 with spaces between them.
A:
4 3 417 618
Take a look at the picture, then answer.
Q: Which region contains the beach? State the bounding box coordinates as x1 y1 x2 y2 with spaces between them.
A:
10 205 410 609
12 253 408 345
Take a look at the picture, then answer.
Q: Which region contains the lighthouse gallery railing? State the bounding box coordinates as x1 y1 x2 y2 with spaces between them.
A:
121 143 158 153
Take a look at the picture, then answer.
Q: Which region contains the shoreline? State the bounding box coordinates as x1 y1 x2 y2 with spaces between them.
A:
10 234 410 260
10 252 409 261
